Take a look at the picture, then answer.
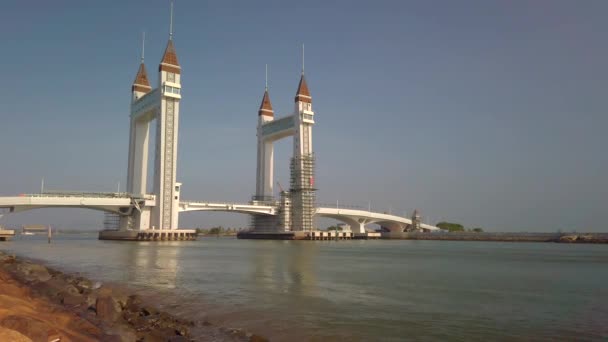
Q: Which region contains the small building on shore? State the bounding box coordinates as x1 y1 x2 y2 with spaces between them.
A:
336 223 351 232
22 225 50 234
0 226 15 241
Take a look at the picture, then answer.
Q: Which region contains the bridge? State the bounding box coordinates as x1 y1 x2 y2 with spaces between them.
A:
0 194 440 234
0 3 441 240
179 201 276 216
0 193 154 216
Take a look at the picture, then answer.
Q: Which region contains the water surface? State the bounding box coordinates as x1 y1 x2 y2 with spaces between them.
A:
2 235 607 341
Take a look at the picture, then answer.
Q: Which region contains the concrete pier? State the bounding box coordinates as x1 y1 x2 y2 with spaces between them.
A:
305 231 353 240
354 232 381 240
99 229 197 241
237 230 384 240
0 230 15 241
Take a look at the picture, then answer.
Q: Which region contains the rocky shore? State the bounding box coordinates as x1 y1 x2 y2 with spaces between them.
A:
0 251 267 342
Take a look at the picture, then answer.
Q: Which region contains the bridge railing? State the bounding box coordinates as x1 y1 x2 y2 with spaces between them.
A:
317 203 365 210
23 192 137 199
181 200 276 208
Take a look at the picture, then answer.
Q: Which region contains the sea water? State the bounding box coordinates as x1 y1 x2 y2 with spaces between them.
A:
2 235 607 341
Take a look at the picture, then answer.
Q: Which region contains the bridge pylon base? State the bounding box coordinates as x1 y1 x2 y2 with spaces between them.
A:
99 229 197 241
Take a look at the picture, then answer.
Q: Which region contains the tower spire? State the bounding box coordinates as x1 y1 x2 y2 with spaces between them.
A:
159 0 180 73
259 66 273 117
133 30 151 94
295 43 311 103
169 0 174 40
141 31 145 63
132 63 151 94
265 64 268 90
259 90 273 116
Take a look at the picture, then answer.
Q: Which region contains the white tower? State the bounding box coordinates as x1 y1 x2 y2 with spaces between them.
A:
123 36 153 231
293 74 314 162
121 3 182 231
411 209 421 231
152 31 182 230
127 50 152 197
255 86 274 201
289 73 316 231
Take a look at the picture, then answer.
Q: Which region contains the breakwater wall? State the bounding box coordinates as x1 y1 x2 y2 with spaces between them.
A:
382 232 608 243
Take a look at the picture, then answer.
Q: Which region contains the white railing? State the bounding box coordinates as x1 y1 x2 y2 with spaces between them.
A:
23 192 150 199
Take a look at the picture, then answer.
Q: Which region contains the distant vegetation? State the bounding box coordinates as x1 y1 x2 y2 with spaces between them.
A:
326 226 343 231
436 222 465 232
436 222 484 233
195 226 239 236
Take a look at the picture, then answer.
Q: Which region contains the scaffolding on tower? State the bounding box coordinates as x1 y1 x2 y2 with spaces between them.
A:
103 212 121 230
289 153 316 232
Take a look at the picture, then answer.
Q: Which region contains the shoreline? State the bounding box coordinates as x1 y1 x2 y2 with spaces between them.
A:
0 250 267 342
382 232 608 243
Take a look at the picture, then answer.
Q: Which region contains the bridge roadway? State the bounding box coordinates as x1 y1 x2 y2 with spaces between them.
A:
0 193 439 232
0 193 155 215
315 207 439 233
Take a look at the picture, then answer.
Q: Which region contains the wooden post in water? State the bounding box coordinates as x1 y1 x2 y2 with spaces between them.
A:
47 225 52 244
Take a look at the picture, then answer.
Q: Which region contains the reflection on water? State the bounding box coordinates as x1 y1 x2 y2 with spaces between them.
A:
251 241 317 296
126 241 182 289
2 235 608 341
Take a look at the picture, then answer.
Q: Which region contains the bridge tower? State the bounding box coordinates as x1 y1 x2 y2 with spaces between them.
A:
151 35 182 230
255 87 275 201
289 73 316 231
411 209 421 231
121 3 182 231
251 52 316 233
123 36 153 230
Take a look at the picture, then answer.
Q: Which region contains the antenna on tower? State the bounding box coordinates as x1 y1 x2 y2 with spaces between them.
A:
301 43 305 75
265 64 268 90
141 31 146 63
169 0 174 40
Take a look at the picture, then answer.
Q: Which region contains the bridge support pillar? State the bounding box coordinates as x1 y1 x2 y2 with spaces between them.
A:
385 224 406 233
354 222 366 234
119 207 152 231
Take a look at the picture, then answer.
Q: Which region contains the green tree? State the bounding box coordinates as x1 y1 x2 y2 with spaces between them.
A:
472 228 484 233
436 222 465 232
208 226 224 235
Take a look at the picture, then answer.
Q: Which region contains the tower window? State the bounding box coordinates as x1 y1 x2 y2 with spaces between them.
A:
164 86 181 95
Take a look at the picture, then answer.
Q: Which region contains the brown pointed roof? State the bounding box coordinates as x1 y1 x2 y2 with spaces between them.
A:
258 89 274 117
295 74 311 103
161 40 179 65
132 63 151 93
159 40 181 73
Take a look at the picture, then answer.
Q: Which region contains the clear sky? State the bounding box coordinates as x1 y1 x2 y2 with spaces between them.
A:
1 0 606 232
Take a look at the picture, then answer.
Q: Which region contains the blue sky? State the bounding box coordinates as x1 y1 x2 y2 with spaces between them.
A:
0 0 606 231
